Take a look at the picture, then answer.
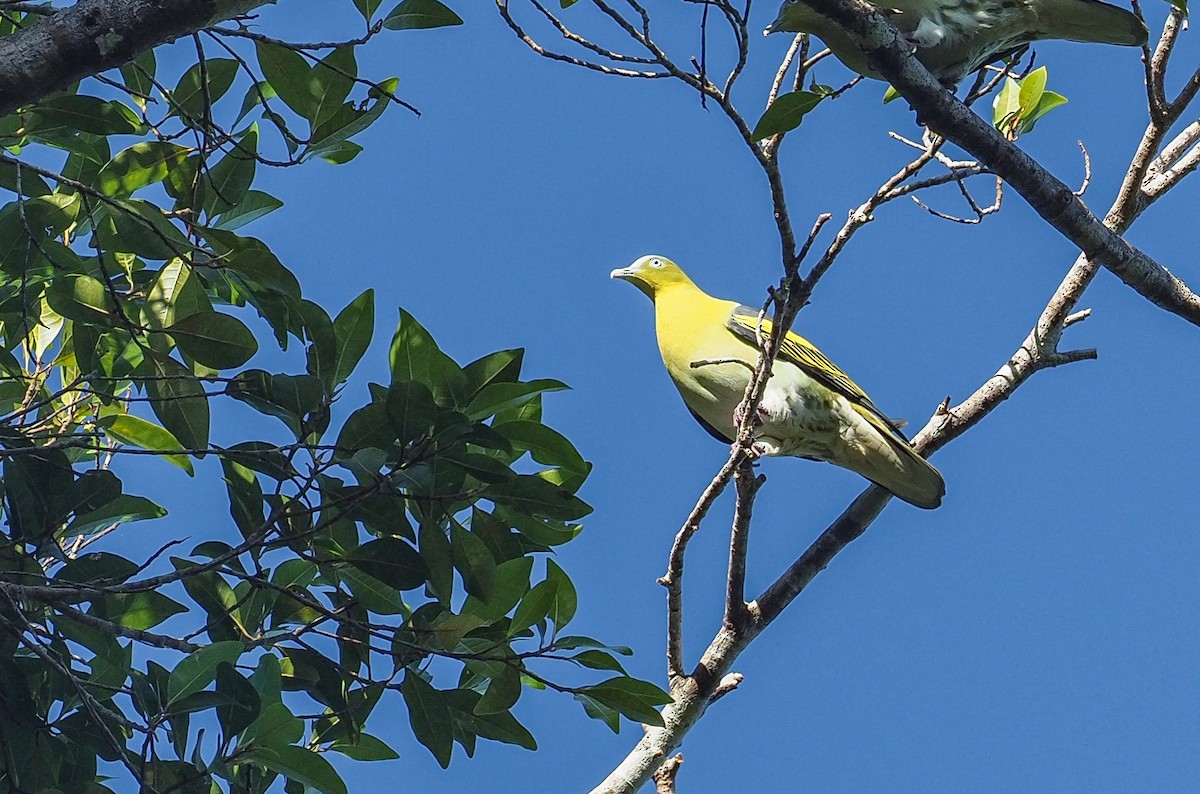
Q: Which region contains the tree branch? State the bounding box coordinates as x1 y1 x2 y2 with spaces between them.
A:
0 0 273 118
797 0 1200 327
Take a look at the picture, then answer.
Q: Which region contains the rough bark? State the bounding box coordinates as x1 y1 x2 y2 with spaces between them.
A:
0 0 276 118
799 0 1200 327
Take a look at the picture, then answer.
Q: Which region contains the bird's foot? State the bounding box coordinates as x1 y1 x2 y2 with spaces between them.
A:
733 400 767 430
750 438 781 458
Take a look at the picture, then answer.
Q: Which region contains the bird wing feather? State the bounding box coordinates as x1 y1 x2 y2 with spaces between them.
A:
725 305 909 444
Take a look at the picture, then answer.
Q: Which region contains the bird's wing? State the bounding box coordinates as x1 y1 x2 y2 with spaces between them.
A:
726 305 909 441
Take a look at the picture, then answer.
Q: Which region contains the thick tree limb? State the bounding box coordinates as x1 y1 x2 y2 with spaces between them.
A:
797 0 1200 327
0 0 274 118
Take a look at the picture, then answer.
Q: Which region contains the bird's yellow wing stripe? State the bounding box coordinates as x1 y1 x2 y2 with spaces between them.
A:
726 306 908 441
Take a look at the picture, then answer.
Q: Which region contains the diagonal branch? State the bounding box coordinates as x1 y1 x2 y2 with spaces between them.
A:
797 0 1200 327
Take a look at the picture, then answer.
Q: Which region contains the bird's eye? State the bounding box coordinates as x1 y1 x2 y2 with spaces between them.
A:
649 258 663 268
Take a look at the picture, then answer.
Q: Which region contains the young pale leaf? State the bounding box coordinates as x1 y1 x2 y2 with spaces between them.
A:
383 0 464 30
752 90 824 139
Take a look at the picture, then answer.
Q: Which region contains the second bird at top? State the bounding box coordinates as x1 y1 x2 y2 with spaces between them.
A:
766 0 1148 88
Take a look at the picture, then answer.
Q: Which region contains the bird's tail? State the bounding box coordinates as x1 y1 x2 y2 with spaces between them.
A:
1036 0 1148 46
840 407 946 510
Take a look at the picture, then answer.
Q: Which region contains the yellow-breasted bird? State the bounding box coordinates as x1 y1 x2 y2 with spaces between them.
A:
612 256 945 509
766 0 1147 88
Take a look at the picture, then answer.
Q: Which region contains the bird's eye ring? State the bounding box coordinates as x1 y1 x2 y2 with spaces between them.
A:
649 258 663 268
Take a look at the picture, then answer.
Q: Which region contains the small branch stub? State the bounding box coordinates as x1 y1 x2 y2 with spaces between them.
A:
653 754 684 794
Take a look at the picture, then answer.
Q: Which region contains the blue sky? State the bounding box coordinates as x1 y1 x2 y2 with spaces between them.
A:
113 1 1200 790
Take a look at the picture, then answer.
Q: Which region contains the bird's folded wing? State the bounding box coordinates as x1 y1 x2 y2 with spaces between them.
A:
726 305 909 442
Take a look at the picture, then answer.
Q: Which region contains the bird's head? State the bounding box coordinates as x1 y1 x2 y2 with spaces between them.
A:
610 255 695 299
764 0 806 35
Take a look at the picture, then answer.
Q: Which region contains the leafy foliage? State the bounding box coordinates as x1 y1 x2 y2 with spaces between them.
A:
0 3 663 792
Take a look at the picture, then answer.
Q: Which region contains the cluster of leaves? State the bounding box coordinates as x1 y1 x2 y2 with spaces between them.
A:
0 3 666 793
992 66 1068 139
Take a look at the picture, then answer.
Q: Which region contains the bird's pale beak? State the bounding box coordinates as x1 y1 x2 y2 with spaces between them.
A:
764 5 790 36
610 267 634 280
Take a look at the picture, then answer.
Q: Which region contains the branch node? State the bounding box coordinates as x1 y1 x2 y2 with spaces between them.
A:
652 754 684 794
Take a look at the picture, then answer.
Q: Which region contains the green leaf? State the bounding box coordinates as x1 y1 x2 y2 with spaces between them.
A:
1021 90 1068 134
250 745 348 794
26 95 142 136
486 474 592 520
346 537 428 590
353 0 385 19
143 259 213 350
1017 65 1048 112
213 189 283 230
463 556 531 620
466 379 567 420
167 311 258 369
577 677 673 727
752 90 824 139
44 273 117 326
56 552 138 585
100 413 194 475
241 700 303 750
64 495 168 536
170 59 239 121
571 649 627 674
100 591 187 631
331 289 374 385
311 47 357 127
331 732 399 761
495 420 587 473
221 457 265 540
3 446 73 545
401 671 454 768
509 579 556 636
383 0 463 29
387 380 438 444
227 370 324 437
143 351 211 450
166 641 244 706
545 558 576 629
255 41 315 119
96 141 190 198
450 522 496 600
204 125 258 218
215 662 261 739
418 519 453 604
